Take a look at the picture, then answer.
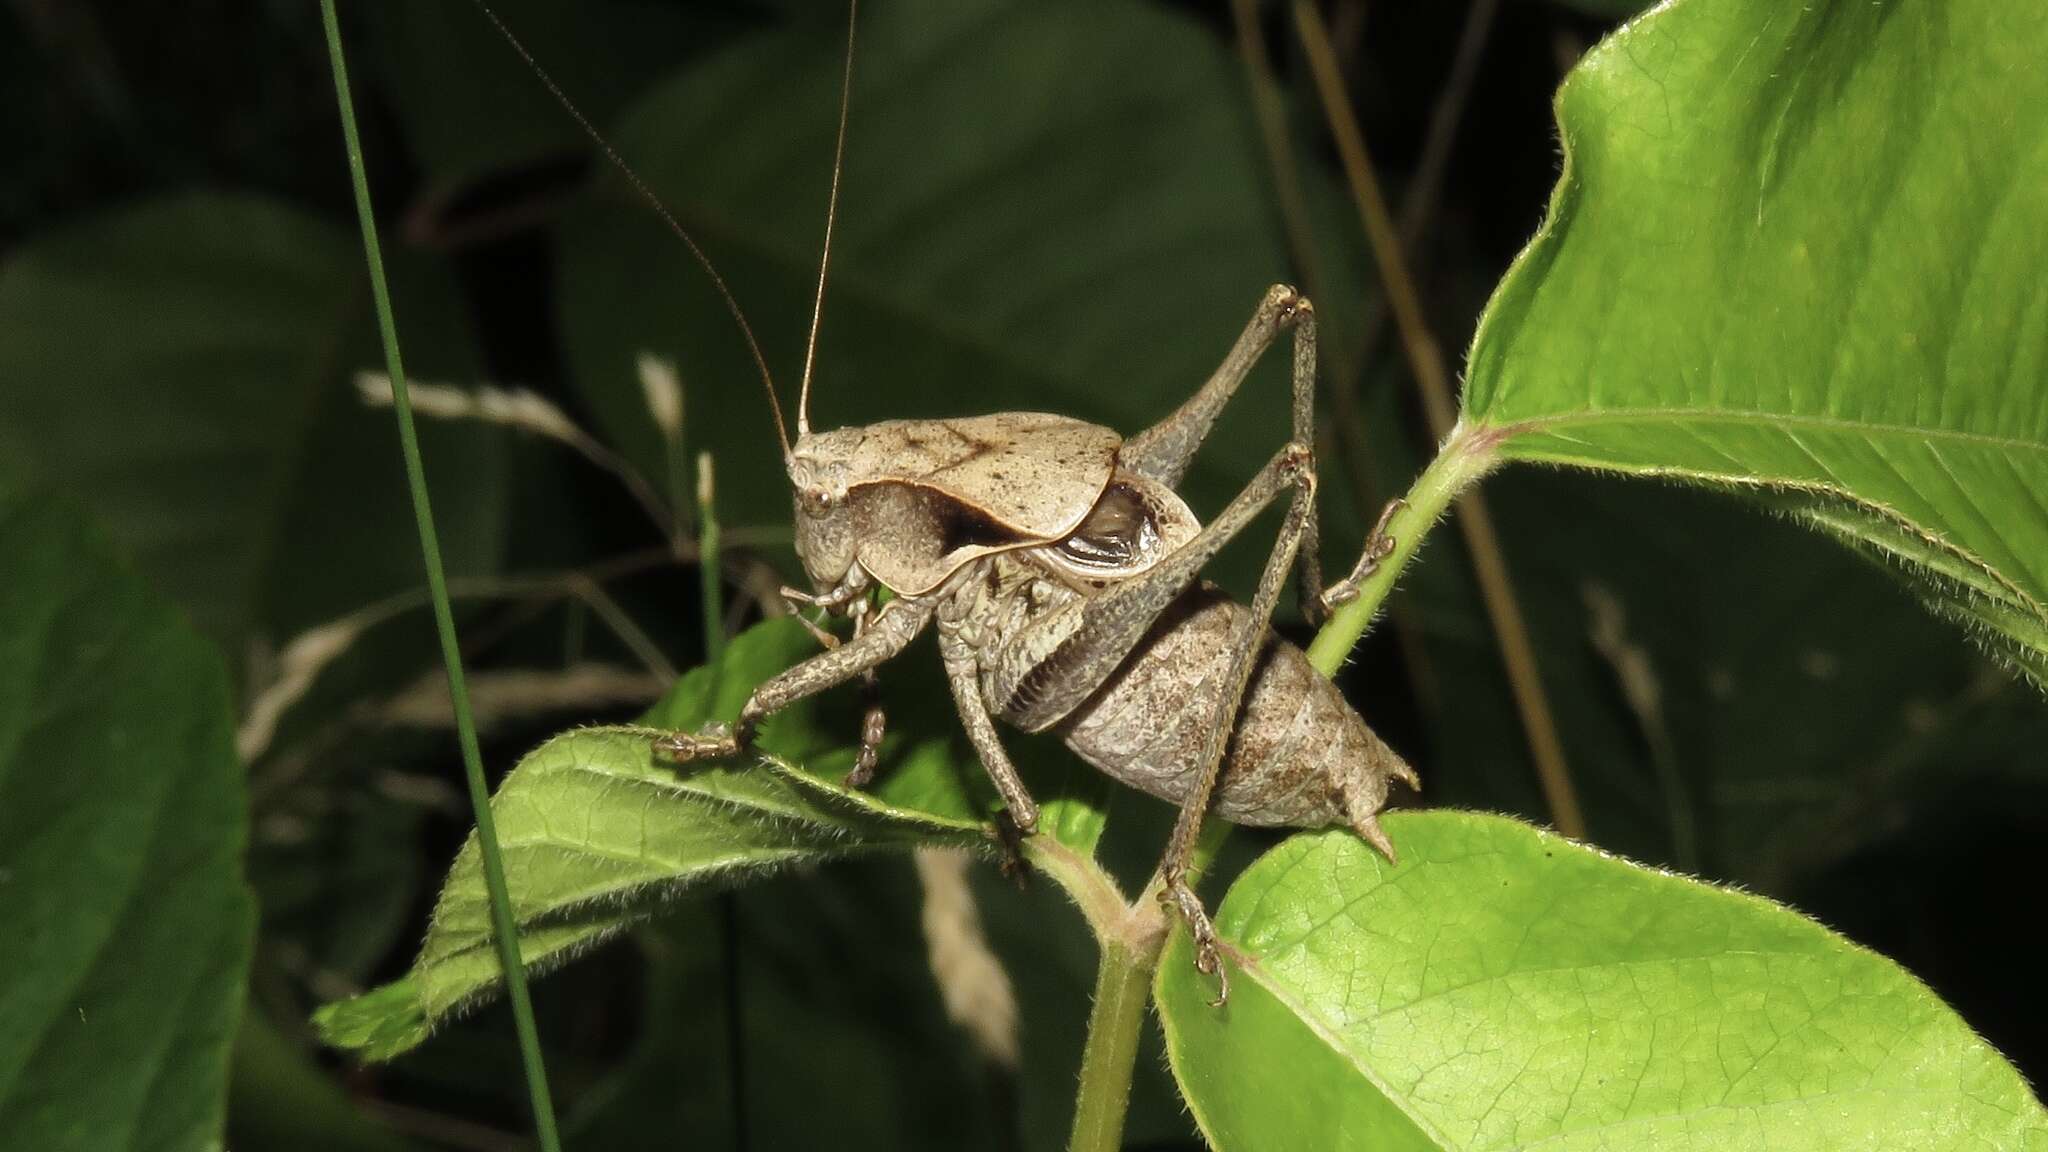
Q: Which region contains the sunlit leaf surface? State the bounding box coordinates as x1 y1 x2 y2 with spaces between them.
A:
1464 0 2048 679
1158 815 2048 1150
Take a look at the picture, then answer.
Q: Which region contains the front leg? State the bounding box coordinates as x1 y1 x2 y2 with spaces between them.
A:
654 593 932 764
844 598 890 789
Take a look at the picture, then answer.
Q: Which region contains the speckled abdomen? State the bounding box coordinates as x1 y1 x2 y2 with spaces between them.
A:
1050 588 1413 831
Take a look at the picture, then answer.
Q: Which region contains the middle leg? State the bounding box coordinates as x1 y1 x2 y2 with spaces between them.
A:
843 598 890 789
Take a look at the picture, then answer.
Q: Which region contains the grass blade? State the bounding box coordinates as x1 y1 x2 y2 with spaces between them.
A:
315 3 562 1147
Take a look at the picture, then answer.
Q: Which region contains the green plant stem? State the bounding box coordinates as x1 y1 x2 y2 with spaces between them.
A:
316 4 561 1149
666 440 689 554
1059 433 1495 1152
1292 2 1583 838
1307 423 1497 676
1068 933 1162 1152
698 452 724 662
695 451 745 1145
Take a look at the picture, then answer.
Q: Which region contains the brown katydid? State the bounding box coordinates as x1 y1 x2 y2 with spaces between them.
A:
475 0 1417 1000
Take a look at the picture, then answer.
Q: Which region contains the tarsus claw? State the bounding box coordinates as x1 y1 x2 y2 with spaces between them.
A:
652 721 739 764
1160 875 1231 1006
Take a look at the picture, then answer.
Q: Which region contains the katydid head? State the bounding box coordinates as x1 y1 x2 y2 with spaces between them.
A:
786 430 860 590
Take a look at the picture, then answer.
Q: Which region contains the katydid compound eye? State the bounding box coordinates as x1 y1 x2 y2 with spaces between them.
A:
802 488 835 515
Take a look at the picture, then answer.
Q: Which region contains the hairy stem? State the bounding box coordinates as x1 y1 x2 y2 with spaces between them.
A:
698 453 725 663
1068 941 1155 1152
1067 914 1166 1152
1307 425 1496 675
1058 431 1491 1152
317 4 561 1148
1295 3 1585 838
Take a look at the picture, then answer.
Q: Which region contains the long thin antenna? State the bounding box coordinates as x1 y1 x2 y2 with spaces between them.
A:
462 0 791 458
798 0 859 437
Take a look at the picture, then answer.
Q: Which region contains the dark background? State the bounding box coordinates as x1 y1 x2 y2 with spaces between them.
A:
5 1 2042 1149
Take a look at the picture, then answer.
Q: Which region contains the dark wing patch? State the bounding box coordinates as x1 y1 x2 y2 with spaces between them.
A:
849 481 1033 596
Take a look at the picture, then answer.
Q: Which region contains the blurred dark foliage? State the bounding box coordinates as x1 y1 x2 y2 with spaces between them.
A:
3 1 2041 1149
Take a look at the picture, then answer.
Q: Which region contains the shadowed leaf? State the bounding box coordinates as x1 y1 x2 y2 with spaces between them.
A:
0 194 506 672
315 619 988 1060
0 479 254 1150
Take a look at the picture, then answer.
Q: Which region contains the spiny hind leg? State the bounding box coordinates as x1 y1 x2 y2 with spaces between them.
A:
1160 870 1230 1005
1122 287 1333 616
1119 284 1306 488
1157 449 1322 1006
1003 442 1319 731
1266 298 1401 625
1116 283 1391 628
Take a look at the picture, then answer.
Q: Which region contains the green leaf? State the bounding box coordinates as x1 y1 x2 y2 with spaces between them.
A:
315 618 987 1060
0 479 254 1150
1463 0 2048 678
0 193 507 666
1156 814 2048 1151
